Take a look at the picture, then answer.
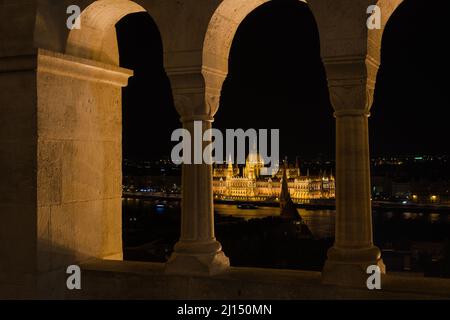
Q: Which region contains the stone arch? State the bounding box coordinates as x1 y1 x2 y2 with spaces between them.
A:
368 0 405 61
33 0 172 270
366 0 404 110
201 0 308 117
66 0 147 65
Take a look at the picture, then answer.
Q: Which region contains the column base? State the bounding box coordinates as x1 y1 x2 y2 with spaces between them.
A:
165 240 230 276
321 246 386 287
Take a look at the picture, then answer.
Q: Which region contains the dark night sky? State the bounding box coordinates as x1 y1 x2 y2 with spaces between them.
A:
116 12 178 161
116 0 449 161
215 0 332 160
370 0 449 156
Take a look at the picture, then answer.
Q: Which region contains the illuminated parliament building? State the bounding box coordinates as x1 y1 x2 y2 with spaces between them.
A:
213 153 335 202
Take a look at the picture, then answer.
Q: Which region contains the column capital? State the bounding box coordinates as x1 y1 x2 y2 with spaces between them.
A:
328 84 372 114
167 66 225 121
166 65 207 120
172 92 208 121
322 55 379 113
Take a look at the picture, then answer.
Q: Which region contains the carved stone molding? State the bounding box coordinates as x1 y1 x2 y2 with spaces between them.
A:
202 66 227 90
205 92 221 118
202 66 227 118
37 49 133 87
172 94 192 119
166 65 204 92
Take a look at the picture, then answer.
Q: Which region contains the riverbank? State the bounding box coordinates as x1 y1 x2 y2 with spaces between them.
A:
123 192 450 213
217 199 450 213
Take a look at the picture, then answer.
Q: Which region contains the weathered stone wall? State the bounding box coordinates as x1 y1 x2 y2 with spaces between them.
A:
36 49 131 273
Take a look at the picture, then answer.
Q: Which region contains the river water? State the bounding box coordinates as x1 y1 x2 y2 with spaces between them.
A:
214 203 336 239
124 199 450 241
122 199 450 274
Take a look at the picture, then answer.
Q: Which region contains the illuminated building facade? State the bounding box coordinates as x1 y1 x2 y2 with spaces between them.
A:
213 154 335 202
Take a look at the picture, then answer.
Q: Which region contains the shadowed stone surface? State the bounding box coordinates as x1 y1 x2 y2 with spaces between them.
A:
61 260 450 300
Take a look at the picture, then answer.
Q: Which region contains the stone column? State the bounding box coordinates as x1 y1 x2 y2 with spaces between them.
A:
322 56 385 287
165 68 229 275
